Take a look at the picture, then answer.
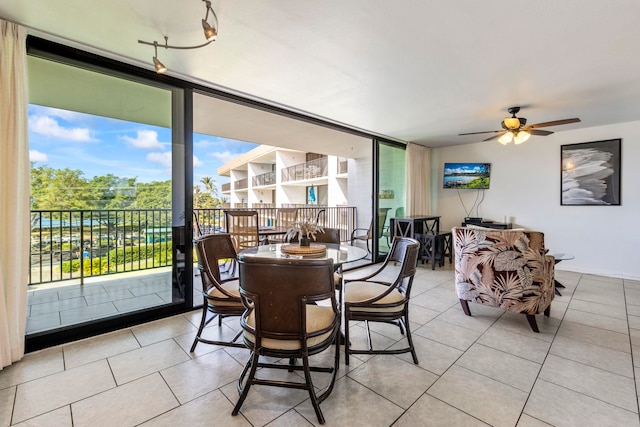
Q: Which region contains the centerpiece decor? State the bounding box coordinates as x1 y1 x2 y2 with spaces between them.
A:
284 217 324 246
281 217 327 256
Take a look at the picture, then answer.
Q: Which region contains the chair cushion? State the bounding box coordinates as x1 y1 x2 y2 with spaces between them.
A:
205 279 242 307
243 305 336 350
345 281 405 313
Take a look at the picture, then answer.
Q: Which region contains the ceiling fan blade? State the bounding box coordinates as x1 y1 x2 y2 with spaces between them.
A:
528 129 553 136
459 130 502 136
482 133 503 142
528 118 581 128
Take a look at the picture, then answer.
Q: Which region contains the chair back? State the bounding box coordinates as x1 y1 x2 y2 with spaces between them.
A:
314 208 326 226
387 237 420 294
195 233 238 294
276 208 298 227
239 257 337 342
393 218 414 238
225 210 260 250
313 227 341 244
377 207 391 236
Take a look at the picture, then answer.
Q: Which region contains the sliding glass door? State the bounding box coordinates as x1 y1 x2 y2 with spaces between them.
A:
375 140 406 260
26 46 189 348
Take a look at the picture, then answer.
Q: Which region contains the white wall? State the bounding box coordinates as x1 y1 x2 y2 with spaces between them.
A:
432 120 640 280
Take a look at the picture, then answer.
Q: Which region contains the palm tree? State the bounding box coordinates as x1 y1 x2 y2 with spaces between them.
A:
200 177 219 199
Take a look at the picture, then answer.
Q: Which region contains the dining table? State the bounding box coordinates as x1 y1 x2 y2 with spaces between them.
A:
238 242 368 268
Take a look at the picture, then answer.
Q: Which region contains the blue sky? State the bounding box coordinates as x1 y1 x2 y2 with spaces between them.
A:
28 105 257 190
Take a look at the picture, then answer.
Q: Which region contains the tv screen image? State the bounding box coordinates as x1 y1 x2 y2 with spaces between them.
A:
443 162 491 189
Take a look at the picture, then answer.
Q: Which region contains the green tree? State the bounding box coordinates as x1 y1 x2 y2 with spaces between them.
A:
134 180 172 209
30 165 92 210
199 176 226 208
88 174 137 209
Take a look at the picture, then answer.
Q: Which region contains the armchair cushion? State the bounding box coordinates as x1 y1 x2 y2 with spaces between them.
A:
205 279 242 307
345 281 405 313
243 305 336 350
453 227 554 316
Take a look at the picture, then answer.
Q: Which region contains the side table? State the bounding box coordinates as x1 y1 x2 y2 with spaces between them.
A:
416 231 452 270
550 253 574 296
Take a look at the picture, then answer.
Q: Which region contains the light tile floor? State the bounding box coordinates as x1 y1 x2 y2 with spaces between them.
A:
25 268 202 335
3 264 640 426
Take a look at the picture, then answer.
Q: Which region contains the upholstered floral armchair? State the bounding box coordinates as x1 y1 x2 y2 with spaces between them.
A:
452 227 555 332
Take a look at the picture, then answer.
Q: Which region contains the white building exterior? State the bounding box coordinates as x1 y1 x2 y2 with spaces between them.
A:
218 145 350 208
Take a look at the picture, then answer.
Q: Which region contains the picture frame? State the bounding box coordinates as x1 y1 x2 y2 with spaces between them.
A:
561 138 621 205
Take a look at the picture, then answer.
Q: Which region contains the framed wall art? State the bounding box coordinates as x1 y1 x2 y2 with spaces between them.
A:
561 138 621 205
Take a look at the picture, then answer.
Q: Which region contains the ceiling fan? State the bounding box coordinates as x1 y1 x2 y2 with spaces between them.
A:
459 107 581 145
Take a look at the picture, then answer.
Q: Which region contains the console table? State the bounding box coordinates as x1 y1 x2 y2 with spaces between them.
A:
461 220 512 229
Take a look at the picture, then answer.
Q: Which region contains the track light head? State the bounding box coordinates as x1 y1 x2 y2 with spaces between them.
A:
138 0 219 73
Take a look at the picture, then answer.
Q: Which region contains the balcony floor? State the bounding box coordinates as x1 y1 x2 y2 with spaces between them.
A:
26 269 203 335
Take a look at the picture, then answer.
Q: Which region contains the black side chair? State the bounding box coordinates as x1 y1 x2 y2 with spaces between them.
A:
343 237 420 365
232 256 340 425
190 233 245 352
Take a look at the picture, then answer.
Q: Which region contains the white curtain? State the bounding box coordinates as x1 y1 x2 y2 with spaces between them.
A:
0 20 29 369
405 143 431 215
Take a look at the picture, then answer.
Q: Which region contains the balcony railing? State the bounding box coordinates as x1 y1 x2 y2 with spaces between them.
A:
221 182 231 192
234 178 248 190
281 157 328 183
253 171 275 187
29 209 174 286
29 206 357 286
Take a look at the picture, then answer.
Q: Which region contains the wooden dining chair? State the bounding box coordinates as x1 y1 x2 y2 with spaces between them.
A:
190 233 245 352
343 237 420 365
232 256 340 424
224 210 261 251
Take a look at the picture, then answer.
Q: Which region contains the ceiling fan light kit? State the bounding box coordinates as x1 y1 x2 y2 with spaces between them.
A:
459 106 581 145
138 0 219 74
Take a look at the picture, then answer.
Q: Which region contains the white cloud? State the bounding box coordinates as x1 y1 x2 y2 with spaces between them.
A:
210 150 235 164
29 115 96 142
30 106 86 122
194 139 215 149
146 151 172 168
29 150 49 162
122 130 164 150
145 152 203 169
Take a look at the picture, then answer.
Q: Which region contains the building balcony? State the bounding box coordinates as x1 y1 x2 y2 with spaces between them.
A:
252 171 276 187
234 178 248 190
281 157 328 183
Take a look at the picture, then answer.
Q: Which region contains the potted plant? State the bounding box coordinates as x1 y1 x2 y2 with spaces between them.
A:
284 217 324 246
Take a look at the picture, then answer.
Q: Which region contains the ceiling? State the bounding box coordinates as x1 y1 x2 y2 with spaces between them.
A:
3 0 640 149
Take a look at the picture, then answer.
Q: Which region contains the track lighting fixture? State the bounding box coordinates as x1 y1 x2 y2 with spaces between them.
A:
138 0 219 74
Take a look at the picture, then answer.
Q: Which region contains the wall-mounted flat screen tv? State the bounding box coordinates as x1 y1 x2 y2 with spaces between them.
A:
443 162 491 189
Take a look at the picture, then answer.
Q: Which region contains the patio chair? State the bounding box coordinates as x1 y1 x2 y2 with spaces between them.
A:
232 256 340 424
350 207 391 253
190 233 245 352
343 236 420 365
268 208 298 243
224 210 261 251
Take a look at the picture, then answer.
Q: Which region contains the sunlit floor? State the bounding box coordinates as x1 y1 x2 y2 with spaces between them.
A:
4 262 640 426
25 268 197 335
